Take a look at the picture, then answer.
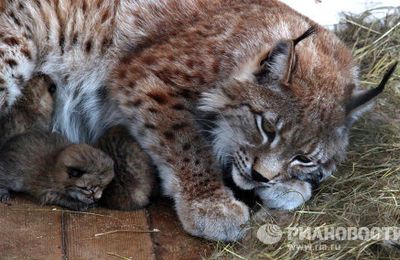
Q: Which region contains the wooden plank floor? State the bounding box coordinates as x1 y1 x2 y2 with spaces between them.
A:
0 195 213 260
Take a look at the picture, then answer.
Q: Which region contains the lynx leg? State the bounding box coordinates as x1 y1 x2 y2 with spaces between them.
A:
111 77 250 241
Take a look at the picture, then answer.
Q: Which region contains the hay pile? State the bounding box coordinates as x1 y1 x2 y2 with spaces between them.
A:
211 7 400 260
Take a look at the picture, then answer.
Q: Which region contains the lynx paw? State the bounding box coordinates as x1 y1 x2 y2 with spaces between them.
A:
0 188 10 202
176 189 250 241
255 180 312 210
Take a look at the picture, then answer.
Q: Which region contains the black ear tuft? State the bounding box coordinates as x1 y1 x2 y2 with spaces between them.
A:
293 25 318 46
346 61 398 115
67 167 86 178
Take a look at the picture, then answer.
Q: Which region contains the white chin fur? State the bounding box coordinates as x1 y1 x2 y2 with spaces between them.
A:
231 166 256 190
256 180 312 211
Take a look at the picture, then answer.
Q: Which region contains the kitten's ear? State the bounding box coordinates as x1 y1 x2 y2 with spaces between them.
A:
67 167 86 178
345 62 397 125
255 26 317 86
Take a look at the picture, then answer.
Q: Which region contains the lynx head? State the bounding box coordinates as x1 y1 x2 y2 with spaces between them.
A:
55 144 115 204
199 26 397 190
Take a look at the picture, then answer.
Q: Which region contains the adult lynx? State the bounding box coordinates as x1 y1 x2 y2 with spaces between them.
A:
0 0 395 241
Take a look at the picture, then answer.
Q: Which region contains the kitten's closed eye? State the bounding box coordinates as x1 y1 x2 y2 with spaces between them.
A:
67 167 86 178
48 83 57 95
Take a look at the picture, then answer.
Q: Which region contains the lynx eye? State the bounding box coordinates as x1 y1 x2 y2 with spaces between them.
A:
261 117 276 142
67 167 86 178
294 155 312 164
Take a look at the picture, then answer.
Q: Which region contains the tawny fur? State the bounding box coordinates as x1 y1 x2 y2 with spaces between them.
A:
0 0 393 241
0 131 114 211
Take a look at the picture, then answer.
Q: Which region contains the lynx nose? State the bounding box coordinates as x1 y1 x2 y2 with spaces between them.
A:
252 156 281 181
251 168 269 183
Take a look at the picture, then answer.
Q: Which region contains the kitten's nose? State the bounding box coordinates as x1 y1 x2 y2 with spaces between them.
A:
94 190 103 200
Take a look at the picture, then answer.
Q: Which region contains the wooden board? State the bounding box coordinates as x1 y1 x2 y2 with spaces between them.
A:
0 196 64 260
149 198 214 260
0 195 214 259
63 209 155 260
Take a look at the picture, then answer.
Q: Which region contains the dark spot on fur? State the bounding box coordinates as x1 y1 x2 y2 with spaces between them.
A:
59 34 65 54
85 40 92 53
144 123 156 129
172 122 188 130
163 131 174 140
126 81 136 89
131 99 142 107
212 61 220 74
72 33 78 45
186 59 195 69
183 158 191 163
24 26 33 38
147 92 168 105
34 0 42 8
182 143 191 151
97 86 108 100
172 103 185 110
64 74 70 82
178 89 192 99
82 1 87 13
5 59 18 67
18 3 24 10
3 37 19 46
195 159 200 165
97 0 104 8
142 55 156 65
0 78 5 85
101 10 109 23
117 69 127 79
13 74 24 85
148 107 159 113
101 37 112 52
181 73 193 84
9 11 21 26
20 48 32 60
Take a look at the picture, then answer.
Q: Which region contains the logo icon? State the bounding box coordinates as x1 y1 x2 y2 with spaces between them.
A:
257 224 283 244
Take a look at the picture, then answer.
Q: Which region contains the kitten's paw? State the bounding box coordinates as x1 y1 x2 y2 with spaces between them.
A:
0 188 10 202
255 180 312 210
74 203 92 211
176 189 250 241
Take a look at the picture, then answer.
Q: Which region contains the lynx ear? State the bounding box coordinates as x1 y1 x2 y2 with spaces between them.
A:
345 62 397 124
255 26 317 86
